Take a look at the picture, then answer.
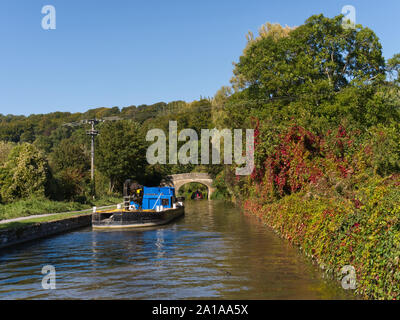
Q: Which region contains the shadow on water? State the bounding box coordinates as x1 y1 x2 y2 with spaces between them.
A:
0 200 356 300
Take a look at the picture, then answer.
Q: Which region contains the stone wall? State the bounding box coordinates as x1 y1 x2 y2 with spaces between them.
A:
170 173 212 180
167 173 215 199
0 214 92 250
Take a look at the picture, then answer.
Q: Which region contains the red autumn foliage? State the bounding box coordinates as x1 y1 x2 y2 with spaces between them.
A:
250 124 364 199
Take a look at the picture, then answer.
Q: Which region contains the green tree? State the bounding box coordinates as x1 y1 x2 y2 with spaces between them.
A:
387 53 400 84
50 139 90 173
225 14 390 131
33 135 53 153
49 139 91 201
233 14 385 95
96 120 147 192
0 141 15 166
0 143 51 202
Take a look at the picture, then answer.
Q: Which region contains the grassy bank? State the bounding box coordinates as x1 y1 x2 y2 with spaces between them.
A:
0 196 121 221
0 210 93 230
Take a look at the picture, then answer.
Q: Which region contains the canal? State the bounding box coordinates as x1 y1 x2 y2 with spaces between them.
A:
0 200 354 299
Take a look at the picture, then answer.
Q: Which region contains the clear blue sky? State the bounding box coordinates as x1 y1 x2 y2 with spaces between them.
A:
1 0 399 116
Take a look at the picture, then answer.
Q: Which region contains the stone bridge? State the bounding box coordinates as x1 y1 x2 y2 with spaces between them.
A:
162 173 215 199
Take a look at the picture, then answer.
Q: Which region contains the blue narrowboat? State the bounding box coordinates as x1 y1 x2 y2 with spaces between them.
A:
92 181 184 229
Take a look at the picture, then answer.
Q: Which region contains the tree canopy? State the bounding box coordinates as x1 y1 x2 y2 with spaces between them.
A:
96 120 148 192
0 144 50 202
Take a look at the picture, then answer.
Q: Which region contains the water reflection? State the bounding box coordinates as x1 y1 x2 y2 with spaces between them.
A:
0 201 355 300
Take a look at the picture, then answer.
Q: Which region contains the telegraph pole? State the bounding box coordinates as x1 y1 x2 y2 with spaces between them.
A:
64 116 120 199
86 119 100 199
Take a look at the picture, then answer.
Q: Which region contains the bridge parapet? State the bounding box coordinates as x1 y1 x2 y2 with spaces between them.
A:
164 173 214 199
170 173 211 180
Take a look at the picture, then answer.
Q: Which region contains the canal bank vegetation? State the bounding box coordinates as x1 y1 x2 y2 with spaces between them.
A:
0 195 120 222
0 209 92 231
212 15 400 299
241 126 400 299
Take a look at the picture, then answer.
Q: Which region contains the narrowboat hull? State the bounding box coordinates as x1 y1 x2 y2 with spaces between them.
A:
92 206 184 229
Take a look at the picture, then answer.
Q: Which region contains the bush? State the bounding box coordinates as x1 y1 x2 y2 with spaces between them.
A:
244 175 400 299
0 143 51 202
242 123 400 299
0 195 122 221
0 197 85 221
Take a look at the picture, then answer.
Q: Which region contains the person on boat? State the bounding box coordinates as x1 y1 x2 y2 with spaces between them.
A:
191 190 203 200
123 180 144 209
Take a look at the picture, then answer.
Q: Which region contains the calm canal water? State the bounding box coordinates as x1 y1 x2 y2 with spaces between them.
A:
0 200 354 299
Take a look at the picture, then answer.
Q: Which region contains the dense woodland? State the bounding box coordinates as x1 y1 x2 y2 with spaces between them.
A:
0 98 217 203
1 14 400 298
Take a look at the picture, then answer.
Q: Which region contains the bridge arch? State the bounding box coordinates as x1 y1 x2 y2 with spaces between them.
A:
162 173 215 200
